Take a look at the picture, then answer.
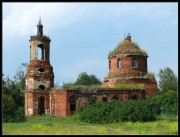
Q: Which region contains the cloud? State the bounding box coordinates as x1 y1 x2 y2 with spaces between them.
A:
3 2 175 38
3 3 84 37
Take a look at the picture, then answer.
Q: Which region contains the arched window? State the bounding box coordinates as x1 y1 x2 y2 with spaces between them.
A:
117 59 122 68
131 95 138 99
132 58 137 68
37 44 44 60
38 85 45 90
145 59 147 68
102 97 108 102
109 60 111 69
112 96 119 100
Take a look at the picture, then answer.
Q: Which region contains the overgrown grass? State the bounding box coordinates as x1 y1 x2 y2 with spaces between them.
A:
108 40 148 58
114 83 145 89
2 114 178 135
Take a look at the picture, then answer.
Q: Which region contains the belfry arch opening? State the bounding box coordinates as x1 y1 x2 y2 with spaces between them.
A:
38 85 45 90
38 96 45 115
37 44 45 60
69 95 76 113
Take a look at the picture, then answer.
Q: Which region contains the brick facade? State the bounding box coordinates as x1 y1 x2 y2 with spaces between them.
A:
25 21 157 117
102 34 157 97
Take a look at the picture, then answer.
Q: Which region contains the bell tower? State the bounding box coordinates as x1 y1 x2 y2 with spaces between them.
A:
25 18 54 116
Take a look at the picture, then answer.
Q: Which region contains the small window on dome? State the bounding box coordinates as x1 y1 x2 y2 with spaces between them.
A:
117 59 122 68
109 60 111 69
132 58 137 68
145 59 147 68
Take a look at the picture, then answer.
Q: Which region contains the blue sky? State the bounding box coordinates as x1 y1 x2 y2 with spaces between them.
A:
3 2 178 86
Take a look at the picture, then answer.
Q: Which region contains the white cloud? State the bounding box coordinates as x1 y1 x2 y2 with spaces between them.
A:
3 2 175 38
3 3 85 37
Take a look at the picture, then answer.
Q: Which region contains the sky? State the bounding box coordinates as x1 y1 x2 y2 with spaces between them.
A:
2 2 178 86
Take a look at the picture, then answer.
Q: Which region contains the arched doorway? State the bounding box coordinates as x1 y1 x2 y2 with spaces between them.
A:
69 95 76 113
38 96 45 115
102 97 108 102
131 95 138 99
112 96 119 100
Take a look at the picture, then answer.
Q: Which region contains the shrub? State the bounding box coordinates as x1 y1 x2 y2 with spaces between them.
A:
14 107 26 122
79 99 159 123
148 90 177 115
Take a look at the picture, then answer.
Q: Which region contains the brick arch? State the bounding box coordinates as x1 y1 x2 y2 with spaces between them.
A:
131 94 138 99
112 95 119 100
38 85 45 90
102 97 108 102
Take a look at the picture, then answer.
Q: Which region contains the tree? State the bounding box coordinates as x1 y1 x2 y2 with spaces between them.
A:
2 62 27 122
2 94 16 122
13 62 28 93
75 72 101 86
157 67 178 92
61 82 75 89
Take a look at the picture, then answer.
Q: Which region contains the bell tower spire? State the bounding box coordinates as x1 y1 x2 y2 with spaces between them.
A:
37 17 43 35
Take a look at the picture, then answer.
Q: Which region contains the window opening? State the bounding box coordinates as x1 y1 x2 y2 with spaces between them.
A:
38 85 45 90
131 95 138 99
112 96 119 100
37 44 44 60
132 58 137 68
38 68 45 73
117 59 122 68
102 97 108 102
109 60 111 69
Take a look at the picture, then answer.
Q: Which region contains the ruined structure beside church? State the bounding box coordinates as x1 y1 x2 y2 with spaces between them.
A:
25 20 157 117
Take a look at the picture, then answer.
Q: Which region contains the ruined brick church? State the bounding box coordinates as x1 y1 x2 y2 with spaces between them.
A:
25 19 157 117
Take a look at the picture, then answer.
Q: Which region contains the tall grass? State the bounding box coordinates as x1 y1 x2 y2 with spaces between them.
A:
2 114 178 135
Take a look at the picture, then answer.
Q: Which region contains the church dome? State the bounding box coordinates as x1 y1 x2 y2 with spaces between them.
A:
108 34 148 58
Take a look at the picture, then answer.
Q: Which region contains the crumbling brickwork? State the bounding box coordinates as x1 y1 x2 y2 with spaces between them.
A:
103 34 157 97
25 21 157 117
52 89 145 117
25 20 54 116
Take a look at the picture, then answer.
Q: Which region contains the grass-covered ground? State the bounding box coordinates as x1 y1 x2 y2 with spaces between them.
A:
2 114 178 135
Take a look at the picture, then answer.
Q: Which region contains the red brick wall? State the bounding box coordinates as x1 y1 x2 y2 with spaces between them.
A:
53 89 145 117
109 55 147 77
102 78 157 97
25 91 33 116
25 90 50 116
54 90 71 116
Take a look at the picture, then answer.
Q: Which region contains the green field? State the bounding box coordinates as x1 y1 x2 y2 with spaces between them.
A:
2 114 178 135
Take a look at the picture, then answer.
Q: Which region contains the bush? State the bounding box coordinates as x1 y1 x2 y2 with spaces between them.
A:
79 99 159 123
148 90 177 115
14 107 26 122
